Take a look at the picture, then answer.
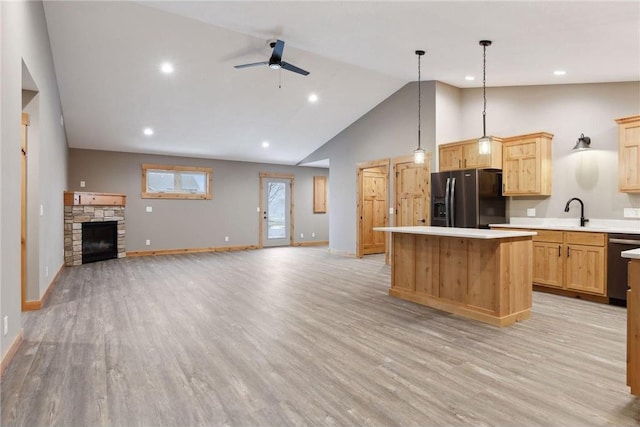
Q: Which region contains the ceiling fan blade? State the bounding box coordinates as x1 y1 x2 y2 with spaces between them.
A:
280 62 310 76
270 39 285 63
234 61 268 69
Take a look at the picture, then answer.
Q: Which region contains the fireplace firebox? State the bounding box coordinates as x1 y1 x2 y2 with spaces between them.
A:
82 221 118 264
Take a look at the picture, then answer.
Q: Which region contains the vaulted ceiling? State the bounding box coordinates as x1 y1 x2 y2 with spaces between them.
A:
42 1 640 166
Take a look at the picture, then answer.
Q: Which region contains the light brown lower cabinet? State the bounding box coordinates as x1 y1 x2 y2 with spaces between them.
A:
493 227 607 297
628 259 639 396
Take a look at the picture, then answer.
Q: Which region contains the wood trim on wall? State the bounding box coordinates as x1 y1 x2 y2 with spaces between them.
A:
0 329 24 377
23 263 65 311
127 245 259 257
292 240 329 247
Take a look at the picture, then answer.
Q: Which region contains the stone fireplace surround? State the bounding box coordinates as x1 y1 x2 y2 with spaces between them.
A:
64 192 126 266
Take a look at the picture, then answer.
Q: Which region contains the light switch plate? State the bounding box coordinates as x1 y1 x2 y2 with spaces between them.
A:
146 206 153 213
389 207 394 215
527 208 536 217
40 205 44 216
80 180 85 188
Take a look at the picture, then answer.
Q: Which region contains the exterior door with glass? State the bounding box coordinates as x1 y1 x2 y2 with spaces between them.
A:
262 177 292 247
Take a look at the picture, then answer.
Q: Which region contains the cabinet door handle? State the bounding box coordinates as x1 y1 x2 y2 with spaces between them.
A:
567 246 570 258
464 159 467 168
558 245 561 257
458 159 461 168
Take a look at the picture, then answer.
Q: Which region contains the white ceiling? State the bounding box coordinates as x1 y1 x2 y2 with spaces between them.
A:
42 1 640 166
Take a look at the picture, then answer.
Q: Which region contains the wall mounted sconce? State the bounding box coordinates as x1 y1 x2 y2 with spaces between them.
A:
572 133 591 150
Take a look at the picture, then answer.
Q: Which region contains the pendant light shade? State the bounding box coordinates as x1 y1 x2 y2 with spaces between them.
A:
572 133 591 150
478 40 492 155
414 50 426 164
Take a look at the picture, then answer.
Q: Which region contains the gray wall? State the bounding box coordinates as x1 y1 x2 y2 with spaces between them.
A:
300 81 438 255
459 82 640 220
1 1 68 359
68 149 329 251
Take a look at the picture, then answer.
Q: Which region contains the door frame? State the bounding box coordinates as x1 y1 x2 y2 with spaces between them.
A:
259 172 294 248
21 113 29 310
356 158 390 258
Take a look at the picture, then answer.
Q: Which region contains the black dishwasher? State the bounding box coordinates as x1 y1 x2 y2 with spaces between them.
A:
607 233 640 306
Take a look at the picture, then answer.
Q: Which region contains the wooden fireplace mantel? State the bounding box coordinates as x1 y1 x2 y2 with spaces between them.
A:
64 191 126 206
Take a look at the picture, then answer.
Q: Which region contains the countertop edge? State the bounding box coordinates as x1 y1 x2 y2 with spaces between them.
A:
374 226 537 240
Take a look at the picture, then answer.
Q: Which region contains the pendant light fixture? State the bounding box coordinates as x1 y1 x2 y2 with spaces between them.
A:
414 49 426 164
478 40 492 155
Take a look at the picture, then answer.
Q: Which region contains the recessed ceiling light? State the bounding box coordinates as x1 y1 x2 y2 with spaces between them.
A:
553 70 567 76
262 141 270 148
160 62 174 74
465 76 475 81
308 93 318 103
143 127 154 136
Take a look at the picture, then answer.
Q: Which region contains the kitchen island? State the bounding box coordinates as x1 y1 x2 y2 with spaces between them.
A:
375 226 536 326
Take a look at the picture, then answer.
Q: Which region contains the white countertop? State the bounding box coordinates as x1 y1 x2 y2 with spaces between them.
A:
622 249 640 260
374 226 537 239
491 217 640 235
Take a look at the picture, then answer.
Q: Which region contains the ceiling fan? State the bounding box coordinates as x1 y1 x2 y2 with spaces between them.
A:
234 39 310 76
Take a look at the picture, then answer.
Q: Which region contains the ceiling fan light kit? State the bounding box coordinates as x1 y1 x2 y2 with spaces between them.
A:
234 39 310 76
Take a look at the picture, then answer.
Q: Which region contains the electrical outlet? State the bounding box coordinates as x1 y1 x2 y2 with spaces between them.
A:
312 232 315 238
145 239 151 246
45 266 49 277
389 207 394 215
300 233 304 238
146 206 153 213
4 316 8 336
80 180 85 188
624 208 640 218
224 236 229 242
527 208 536 217
256 207 260 213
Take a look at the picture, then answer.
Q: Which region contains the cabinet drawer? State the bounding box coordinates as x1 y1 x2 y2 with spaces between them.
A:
566 232 605 246
533 229 563 243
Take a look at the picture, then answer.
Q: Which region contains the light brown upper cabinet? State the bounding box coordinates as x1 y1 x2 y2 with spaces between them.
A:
313 176 327 213
438 137 502 171
616 115 640 193
501 132 553 196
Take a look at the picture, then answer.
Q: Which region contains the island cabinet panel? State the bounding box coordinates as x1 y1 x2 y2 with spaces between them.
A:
467 240 499 314
389 233 532 326
439 238 468 302
415 236 439 296
392 233 416 292
628 260 640 396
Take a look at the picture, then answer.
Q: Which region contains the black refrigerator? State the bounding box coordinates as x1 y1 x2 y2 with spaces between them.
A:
431 169 506 229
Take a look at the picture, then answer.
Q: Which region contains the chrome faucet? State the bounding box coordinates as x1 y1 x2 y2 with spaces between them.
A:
564 197 589 227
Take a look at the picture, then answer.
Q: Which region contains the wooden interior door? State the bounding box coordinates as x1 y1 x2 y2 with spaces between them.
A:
21 113 29 310
362 169 387 254
394 156 431 227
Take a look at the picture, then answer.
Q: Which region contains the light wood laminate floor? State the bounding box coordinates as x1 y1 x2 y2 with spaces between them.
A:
1 246 638 426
